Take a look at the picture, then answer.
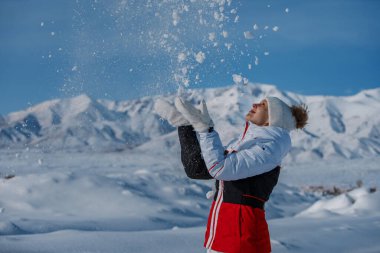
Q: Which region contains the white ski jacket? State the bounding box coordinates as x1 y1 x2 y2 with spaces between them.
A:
198 122 292 181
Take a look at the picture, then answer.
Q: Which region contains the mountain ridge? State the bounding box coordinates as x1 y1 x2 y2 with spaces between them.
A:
1 83 379 162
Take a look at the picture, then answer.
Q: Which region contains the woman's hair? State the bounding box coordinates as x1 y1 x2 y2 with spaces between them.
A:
291 104 309 129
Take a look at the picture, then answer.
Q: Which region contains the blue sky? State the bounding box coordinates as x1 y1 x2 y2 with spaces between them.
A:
0 0 379 115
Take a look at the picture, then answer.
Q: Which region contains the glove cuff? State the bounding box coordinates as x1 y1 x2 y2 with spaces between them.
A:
192 120 214 133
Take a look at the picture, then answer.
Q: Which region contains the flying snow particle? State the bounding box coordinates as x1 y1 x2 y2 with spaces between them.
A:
230 9 237 14
232 74 242 84
248 64 252 70
273 26 279 32
174 74 181 83
71 66 78 71
181 67 188 75
234 15 239 23
264 26 269 30
172 10 180 26
264 52 270 56
255 56 259 65
208 32 216 41
129 68 133 72
253 24 259 30
232 74 249 85
51 32 55 36
183 78 190 86
244 31 254 39
40 22 44 27
178 52 187 62
38 159 43 165
222 30 228 38
285 8 290 13
206 190 214 199
195 51 206 64
48 54 52 58
225 43 232 50
214 11 224 22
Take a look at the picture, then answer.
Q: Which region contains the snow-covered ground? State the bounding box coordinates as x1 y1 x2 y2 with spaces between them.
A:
1 148 379 253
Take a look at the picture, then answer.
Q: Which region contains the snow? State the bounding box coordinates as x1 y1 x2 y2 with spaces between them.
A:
273 26 279 32
195 51 206 64
243 31 254 39
1 85 380 252
208 32 216 41
172 10 180 26
255 56 259 65
0 150 379 252
232 74 248 85
224 42 232 50
2 84 380 162
178 52 187 62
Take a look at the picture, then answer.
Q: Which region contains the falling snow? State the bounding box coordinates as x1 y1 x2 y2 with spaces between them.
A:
195 51 206 64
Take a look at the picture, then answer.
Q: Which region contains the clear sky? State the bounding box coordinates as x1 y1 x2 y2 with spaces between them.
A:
0 0 379 115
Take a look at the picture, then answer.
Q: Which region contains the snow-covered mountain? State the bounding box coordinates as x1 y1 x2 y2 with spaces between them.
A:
1 84 379 161
0 94 174 151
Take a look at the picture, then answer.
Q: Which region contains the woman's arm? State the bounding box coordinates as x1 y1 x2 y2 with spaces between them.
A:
198 130 282 181
178 126 213 180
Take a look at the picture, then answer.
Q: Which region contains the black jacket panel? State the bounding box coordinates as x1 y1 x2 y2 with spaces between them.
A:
178 126 213 180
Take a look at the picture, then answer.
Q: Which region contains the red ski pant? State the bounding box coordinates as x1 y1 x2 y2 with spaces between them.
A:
204 201 271 253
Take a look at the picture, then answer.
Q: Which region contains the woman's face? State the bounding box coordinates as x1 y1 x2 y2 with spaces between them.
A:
245 99 269 126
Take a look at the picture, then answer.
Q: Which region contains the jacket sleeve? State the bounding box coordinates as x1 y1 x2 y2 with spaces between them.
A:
178 126 213 180
198 130 281 181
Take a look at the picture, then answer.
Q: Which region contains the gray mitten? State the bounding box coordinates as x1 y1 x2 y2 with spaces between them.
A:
153 98 190 127
174 97 214 132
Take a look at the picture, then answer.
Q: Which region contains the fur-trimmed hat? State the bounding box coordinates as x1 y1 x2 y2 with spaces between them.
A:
265 97 296 131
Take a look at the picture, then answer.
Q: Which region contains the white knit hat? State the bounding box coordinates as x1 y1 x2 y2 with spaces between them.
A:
265 97 296 131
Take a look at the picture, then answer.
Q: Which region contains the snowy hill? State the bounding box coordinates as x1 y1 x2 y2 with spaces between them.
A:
1 84 379 161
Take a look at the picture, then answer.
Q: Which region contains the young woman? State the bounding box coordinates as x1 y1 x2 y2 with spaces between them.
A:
154 96 308 253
